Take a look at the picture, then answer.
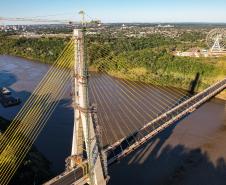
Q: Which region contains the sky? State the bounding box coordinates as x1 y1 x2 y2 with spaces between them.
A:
0 0 226 24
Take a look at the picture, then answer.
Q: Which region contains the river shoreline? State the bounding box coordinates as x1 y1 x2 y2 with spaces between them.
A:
89 64 226 100
0 54 52 66
4 54 224 100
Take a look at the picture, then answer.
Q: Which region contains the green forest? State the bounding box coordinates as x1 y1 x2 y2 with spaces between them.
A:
0 35 69 63
0 32 225 92
87 33 226 91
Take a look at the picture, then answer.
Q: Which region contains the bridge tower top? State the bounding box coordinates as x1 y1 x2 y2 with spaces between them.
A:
68 29 108 185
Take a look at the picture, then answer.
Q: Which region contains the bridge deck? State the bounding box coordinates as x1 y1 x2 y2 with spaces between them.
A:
45 78 225 185
106 78 226 164
88 73 187 147
44 164 88 185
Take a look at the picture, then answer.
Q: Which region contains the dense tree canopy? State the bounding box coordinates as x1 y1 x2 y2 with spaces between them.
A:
0 36 69 63
0 32 225 91
86 34 226 91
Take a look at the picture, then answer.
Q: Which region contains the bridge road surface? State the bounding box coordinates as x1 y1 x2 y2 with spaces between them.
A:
44 166 87 185
108 98 226 185
106 78 226 163
45 97 226 185
45 79 225 184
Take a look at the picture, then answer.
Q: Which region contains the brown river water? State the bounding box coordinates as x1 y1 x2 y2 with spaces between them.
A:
0 55 225 185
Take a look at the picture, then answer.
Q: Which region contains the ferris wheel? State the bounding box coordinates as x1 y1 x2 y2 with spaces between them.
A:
206 28 226 52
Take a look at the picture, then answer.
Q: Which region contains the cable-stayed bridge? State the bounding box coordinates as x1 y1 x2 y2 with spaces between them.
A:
44 76 226 185
0 29 225 185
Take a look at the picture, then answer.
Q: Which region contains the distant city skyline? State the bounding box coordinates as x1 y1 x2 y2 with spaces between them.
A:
0 0 226 24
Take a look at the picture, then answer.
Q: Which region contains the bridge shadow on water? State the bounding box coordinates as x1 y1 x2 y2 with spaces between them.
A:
89 72 226 185
109 117 226 185
1 67 226 185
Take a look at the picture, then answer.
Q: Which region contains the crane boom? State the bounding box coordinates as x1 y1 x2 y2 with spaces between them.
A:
0 17 77 24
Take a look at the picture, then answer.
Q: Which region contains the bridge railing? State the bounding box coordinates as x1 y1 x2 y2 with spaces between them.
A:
142 78 226 130
106 78 226 164
44 78 225 184
44 162 88 185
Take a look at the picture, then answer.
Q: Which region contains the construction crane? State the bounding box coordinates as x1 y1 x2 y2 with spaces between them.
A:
0 16 78 24
0 11 101 26
0 16 100 27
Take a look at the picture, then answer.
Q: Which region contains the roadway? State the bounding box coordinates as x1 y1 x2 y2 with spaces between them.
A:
45 78 226 185
44 166 86 185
